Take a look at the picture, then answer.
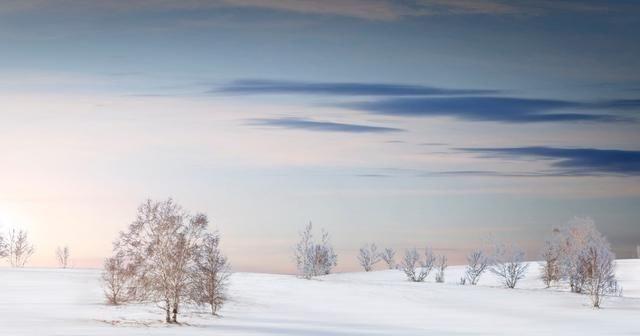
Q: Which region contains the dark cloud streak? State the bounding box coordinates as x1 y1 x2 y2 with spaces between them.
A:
246 117 404 133
458 146 640 176
216 80 497 96
345 97 633 123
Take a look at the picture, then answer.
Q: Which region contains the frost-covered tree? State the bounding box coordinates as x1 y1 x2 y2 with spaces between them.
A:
294 222 337 279
109 199 211 323
540 238 561 287
555 217 609 293
381 248 396 269
358 243 381 272
190 232 231 315
490 242 528 289
400 247 434 282
435 255 447 283
544 217 618 307
581 239 617 308
465 249 489 285
56 245 70 268
7 228 35 268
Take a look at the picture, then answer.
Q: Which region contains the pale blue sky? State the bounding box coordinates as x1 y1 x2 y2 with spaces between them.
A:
0 0 639 272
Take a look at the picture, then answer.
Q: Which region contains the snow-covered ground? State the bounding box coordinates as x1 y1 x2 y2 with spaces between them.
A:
1 260 639 335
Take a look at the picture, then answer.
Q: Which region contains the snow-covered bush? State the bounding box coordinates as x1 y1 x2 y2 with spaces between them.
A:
490 243 528 289
190 231 231 315
435 255 447 283
400 247 434 282
56 245 70 269
465 249 489 285
381 248 396 269
358 243 381 272
7 228 35 267
294 222 337 279
107 199 225 323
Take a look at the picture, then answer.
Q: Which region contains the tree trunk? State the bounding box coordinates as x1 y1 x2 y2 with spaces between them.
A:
165 299 171 323
172 302 178 323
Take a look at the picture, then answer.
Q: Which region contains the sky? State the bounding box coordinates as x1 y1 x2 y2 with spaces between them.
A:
0 0 639 273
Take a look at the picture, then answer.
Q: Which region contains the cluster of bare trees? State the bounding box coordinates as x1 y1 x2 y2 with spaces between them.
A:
0 229 72 268
102 199 230 323
540 217 618 308
353 242 523 288
294 217 617 309
294 222 337 279
0 228 35 267
460 241 528 288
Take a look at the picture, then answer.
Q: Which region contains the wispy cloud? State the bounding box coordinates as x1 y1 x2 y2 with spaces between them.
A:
420 142 448 146
221 0 596 20
1 0 616 21
215 79 496 96
458 146 640 176
220 0 407 21
345 97 635 123
247 117 404 133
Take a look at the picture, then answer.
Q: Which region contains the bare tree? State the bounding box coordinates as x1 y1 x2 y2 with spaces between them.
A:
435 255 447 283
423 247 436 276
110 199 209 323
0 233 7 259
465 249 489 285
581 240 617 308
490 243 528 289
637 245 640 259
102 253 136 305
400 248 434 282
358 243 381 272
56 245 70 268
294 222 314 279
294 222 337 279
7 228 35 268
381 248 396 269
190 232 231 315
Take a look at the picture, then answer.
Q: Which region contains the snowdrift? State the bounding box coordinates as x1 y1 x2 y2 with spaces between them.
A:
1 260 639 335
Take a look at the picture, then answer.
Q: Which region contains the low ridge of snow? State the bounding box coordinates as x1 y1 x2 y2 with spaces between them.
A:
1 260 639 335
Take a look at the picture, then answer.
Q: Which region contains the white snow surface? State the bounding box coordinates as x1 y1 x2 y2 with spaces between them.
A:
1 260 639 335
